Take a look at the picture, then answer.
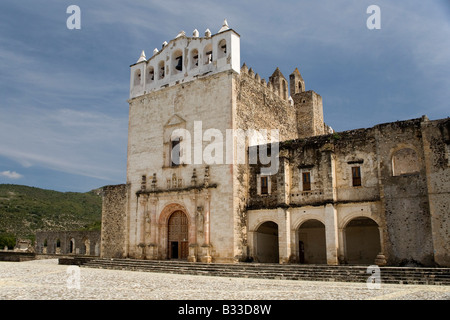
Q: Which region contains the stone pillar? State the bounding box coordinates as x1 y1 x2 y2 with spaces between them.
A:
188 192 198 262
140 196 147 245
201 192 212 263
278 208 291 264
137 195 147 259
338 228 346 264
147 197 158 259
247 230 255 261
324 204 339 265
276 154 290 206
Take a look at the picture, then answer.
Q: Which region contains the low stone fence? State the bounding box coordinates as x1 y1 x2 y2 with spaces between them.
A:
0 251 36 262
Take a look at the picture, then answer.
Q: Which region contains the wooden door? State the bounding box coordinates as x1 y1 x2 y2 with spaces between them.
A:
168 211 189 259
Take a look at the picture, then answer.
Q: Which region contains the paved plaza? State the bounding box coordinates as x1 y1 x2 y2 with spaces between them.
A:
0 259 449 300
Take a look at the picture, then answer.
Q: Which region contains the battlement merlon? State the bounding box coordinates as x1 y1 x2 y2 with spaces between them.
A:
129 23 240 99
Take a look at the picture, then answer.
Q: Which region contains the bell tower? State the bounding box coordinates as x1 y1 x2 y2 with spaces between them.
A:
289 67 305 95
123 20 242 263
129 19 240 100
290 68 325 138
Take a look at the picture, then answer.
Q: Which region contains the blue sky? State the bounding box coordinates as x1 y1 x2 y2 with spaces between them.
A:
0 0 449 192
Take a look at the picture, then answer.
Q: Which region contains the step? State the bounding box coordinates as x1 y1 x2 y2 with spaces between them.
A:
83 264 447 285
62 258 450 286
83 261 450 278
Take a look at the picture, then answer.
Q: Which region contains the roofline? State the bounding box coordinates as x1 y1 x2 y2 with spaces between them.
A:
130 28 240 67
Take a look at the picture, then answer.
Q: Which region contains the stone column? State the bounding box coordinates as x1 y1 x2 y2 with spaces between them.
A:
372 226 388 266
137 195 147 259
247 230 255 261
188 192 198 262
140 196 147 245
201 192 212 263
278 208 291 264
324 203 339 265
147 197 158 259
338 228 346 264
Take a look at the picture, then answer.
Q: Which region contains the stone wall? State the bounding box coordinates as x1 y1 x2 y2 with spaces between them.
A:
247 116 450 266
100 184 128 258
374 118 433 266
233 66 300 261
35 230 100 256
236 64 298 142
292 90 325 138
421 118 450 266
126 71 236 262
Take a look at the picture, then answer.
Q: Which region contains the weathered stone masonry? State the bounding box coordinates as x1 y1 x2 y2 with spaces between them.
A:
247 117 450 266
100 21 450 267
35 230 100 256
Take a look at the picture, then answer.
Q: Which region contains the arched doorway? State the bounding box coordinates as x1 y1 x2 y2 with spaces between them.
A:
345 217 381 264
168 211 189 260
255 221 279 263
298 219 327 264
56 239 61 254
69 238 75 254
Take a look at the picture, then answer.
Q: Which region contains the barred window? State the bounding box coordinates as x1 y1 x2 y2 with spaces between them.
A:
261 176 269 195
352 166 361 187
302 172 311 191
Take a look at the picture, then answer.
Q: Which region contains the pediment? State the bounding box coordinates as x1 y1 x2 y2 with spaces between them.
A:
165 114 186 127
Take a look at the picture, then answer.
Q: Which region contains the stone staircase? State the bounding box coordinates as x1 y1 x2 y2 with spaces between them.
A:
59 257 450 286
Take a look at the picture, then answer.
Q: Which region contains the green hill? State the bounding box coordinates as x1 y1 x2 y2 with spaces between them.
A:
0 184 102 248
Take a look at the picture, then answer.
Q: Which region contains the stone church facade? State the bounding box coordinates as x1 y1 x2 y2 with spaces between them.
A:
100 21 450 267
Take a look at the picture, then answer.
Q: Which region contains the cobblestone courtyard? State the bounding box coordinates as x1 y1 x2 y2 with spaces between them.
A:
0 259 449 300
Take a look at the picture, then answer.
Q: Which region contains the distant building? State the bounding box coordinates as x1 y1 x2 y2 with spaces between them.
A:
35 231 100 256
100 21 450 267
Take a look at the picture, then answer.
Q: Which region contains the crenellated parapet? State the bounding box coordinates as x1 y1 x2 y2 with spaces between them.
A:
129 20 240 99
240 63 290 100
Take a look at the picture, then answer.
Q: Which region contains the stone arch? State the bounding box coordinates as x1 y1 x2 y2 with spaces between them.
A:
172 49 183 74
254 221 279 263
298 80 305 93
146 65 154 83
158 203 193 259
297 219 327 264
281 79 287 100
56 239 61 254
133 69 141 86
293 213 326 231
69 238 75 254
344 216 381 265
203 44 213 65
339 210 382 230
158 202 191 225
43 239 48 254
158 60 165 79
217 39 227 59
190 48 199 69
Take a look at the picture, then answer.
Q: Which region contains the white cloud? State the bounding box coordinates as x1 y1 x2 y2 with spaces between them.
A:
0 171 23 179
0 106 127 183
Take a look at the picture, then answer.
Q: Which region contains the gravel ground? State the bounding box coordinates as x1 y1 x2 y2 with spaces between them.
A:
0 259 449 300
